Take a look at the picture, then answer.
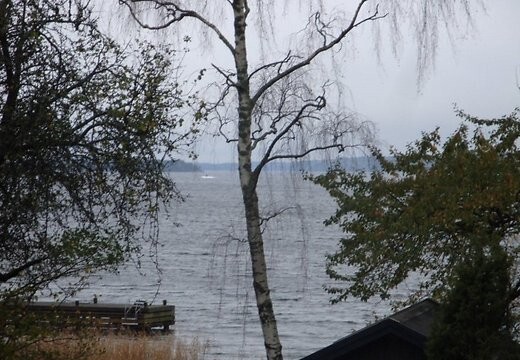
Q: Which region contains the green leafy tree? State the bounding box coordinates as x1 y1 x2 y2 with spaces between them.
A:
426 247 520 359
312 109 520 305
0 0 198 357
314 108 520 354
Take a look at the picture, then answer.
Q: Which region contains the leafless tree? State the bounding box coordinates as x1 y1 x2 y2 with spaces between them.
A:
117 1 480 358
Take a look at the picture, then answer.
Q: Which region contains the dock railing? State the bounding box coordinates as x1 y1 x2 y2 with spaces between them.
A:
17 298 175 331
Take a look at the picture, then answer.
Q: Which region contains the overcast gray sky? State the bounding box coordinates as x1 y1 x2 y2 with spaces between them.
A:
117 0 519 164
351 0 520 152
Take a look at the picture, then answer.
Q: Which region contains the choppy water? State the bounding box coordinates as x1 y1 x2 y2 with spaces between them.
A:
76 171 398 359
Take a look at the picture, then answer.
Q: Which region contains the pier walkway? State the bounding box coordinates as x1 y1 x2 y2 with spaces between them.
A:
23 299 175 331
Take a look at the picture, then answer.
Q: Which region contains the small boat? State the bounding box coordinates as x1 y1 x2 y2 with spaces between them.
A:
201 173 215 179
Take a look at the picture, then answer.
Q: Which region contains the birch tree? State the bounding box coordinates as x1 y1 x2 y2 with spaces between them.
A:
118 1 480 359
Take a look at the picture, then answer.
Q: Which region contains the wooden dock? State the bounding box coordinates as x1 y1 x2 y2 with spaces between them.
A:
23 299 175 331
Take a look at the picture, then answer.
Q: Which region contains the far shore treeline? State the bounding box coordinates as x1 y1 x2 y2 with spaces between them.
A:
168 156 380 173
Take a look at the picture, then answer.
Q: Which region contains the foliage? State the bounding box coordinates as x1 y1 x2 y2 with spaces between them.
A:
0 0 199 357
312 108 520 304
426 247 520 359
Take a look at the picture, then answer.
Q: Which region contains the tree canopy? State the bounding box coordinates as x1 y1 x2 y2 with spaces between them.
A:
313 108 520 305
426 248 520 359
1 1 200 357
0 0 197 307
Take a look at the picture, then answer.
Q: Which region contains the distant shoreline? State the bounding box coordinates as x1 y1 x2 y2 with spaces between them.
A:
166 156 382 173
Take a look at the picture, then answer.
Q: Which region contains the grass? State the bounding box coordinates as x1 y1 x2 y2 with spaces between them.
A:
21 332 209 360
96 333 209 360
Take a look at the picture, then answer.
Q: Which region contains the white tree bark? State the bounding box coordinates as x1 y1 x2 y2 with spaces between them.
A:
232 1 283 358
118 0 481 358
119 2 380 359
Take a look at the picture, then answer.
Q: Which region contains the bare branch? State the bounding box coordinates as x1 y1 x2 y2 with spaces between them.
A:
248 51 300 81
264 143 346 163
119 0 236 55
251 1 385 105
253 95 325 176
0 257 46 283
212 63 237 88
259 206 296 228
200 77 238 143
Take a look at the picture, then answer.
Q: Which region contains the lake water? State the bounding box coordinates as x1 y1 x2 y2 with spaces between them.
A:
78 171 398 359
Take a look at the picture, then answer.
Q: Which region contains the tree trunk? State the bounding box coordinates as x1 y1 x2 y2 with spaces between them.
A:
233 1 283 359
241 184 283 360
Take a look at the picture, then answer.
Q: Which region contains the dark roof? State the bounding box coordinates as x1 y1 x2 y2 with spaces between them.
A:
301 298 438 360
388 298 438 337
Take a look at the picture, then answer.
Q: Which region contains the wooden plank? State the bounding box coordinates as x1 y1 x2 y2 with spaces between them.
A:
14 301 175 330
